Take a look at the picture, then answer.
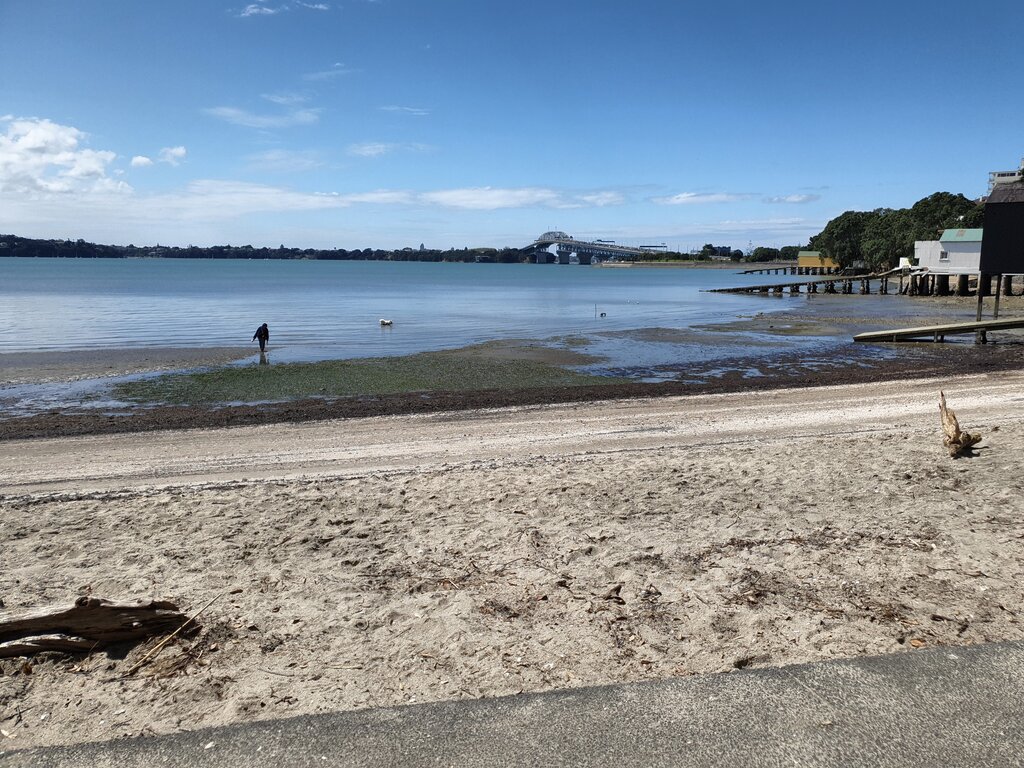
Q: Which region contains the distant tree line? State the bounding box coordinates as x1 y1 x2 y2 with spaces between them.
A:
0 236 531 264
635 244 800 263
808 192 984 272
0 235 804 264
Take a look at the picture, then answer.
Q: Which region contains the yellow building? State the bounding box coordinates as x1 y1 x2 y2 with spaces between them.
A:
797 250 839 274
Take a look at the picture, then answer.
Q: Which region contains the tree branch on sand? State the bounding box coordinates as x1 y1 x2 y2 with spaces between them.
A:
0 597 188 658
939 391 982 457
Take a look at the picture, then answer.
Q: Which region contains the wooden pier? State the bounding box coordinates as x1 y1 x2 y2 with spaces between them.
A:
709 270 896 296
711 271 1022 298
739 262 798 275
853 317 1024 344
738 263 846 276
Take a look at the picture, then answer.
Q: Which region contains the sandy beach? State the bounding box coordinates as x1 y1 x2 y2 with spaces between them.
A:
2 369 1024 751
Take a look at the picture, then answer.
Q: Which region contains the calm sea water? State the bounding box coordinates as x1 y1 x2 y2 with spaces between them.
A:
4 256 969 389
0 258 793 358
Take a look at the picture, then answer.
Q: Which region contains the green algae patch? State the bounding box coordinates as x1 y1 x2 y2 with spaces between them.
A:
112 350 621 406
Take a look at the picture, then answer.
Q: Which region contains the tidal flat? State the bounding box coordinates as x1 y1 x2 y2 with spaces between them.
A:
111 344 618 406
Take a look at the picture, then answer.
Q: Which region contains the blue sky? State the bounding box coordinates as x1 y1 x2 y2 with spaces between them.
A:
1 0 1022 251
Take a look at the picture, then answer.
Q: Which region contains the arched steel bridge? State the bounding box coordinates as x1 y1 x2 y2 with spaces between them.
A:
524 231 658 264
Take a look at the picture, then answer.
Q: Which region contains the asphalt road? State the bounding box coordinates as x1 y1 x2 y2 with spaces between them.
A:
6 640 1024 767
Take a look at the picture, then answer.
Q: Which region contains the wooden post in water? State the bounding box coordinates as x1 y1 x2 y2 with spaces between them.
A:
994 274 1003 319
975 273 985 343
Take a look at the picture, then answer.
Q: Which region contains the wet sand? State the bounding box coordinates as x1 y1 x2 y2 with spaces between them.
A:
0 348 252 386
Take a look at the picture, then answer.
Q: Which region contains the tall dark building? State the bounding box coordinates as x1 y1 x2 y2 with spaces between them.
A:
980 183 1024 274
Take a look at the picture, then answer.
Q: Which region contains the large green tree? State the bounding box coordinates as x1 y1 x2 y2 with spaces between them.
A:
749 246 781 262
809 192 985 271
808 209 875 267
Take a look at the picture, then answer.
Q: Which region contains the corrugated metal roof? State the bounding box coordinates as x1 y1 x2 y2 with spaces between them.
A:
940 228 984 243
987 183 1024 204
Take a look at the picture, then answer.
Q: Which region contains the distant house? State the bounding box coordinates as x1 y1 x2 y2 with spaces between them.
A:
915 228 983 274
796 250 839 273
988 158 1024 192
980 183 1024 275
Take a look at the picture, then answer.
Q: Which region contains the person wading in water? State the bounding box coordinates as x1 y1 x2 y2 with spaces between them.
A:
252 322 269 352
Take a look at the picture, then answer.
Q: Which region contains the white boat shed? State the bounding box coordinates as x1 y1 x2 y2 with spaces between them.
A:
914 228 983 274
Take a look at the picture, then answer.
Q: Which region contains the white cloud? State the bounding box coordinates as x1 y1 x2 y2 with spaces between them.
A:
246 149 323 172
261 92 308 106
578 191 625 207
380 105 429 116
205 105 321 129
348 142 393 158
150 183 416 217
602 218 819 250
419 187 564 210
337 190 415 205
131 148 185 168
1 153 639 248
709 217 807 231
683 217 817 243
237 1 329 16
239 3 282 17
0 116 129 194
6 180 581 225
303 63 354 81
169 180 343 216
763 193 821 204
652 192 748 205
159 146 187 166
346 142 431 158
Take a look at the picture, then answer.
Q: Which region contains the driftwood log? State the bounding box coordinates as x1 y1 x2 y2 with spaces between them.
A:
939 391 982 457
0 596 186 658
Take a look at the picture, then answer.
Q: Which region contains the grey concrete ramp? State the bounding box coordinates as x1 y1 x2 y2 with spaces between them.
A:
6 641 1024 767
